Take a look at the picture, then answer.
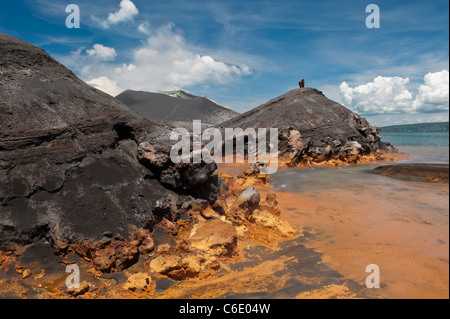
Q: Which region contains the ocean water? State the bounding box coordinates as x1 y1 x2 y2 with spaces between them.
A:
381 131 449 147
269 140 449 298
381 131 449 163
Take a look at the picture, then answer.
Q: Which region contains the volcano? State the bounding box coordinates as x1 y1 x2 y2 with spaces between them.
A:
116 89 239 130
217 87 395 164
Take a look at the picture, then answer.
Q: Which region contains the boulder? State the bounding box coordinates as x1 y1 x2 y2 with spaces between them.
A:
235 163 270 186
148 252 219 280
137 142 170 170
235 186 261 207
250 209 296 237
122 272 153 293
188 219 237 256
225 186 261 224
92 240 139 273
260 193 281 217
159 218 178 236
338 141 363 163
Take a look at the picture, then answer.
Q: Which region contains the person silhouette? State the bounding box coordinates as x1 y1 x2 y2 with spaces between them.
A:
299 79 305 88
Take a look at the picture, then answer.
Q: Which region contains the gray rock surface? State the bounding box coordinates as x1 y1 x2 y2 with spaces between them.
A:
218 88 395 164
116 89 239 130
0 34 219 248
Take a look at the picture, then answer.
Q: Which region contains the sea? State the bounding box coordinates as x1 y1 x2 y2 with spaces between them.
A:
269 131 449 298
380 131 449 148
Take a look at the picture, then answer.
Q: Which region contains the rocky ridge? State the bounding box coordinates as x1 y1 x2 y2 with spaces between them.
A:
218 88 398 166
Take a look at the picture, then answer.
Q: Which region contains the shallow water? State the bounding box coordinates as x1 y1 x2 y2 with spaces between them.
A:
381 131 449 147
270 146 449 298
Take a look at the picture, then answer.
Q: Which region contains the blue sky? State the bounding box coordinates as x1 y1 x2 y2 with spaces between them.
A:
1 0 448 126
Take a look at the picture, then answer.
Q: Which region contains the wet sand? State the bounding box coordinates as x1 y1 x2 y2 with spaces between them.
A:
218 147 449 299
267 155 449 298
274 183 449 299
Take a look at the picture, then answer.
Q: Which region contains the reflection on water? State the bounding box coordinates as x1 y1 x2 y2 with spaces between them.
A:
272 146 449 193
398 146 449 164
270 146 449 299
271 146 449 193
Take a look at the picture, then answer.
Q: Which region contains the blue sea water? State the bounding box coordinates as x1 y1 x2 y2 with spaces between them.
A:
380 131 449 147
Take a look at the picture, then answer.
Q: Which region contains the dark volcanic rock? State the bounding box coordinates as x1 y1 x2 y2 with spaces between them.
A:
369 163 449 184
0 34 219 249
218 88 395 164
116 89 239 130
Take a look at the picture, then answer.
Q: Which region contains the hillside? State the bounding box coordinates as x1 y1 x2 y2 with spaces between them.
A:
116 89 239 129
381 122 449 132
218 87 395 165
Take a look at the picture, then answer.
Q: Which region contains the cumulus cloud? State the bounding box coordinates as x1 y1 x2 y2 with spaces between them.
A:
339 70 449 115
72 24 251 96
413 70 449 112
86 44 117 61
101 0 139 28
87 76 123 97
339 76 414 114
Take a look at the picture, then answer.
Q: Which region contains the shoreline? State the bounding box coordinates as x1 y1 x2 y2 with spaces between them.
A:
1 152 448 299
218 153 449 299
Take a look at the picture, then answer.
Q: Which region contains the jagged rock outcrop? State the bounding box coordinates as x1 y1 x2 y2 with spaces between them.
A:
0 34 220 249
218 88 396 165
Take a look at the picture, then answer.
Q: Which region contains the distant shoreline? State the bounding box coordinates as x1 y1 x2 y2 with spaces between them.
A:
380 131 449 147
381 121 449 133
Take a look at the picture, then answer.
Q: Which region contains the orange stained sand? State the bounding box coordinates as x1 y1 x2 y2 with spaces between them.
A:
275 184 449 299
218 160 448 299
153 256 295 299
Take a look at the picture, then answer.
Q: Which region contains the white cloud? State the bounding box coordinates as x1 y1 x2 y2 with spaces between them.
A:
72 24 251 96
339 76 414 114
86 44 117 61
138 22 150 35
339 70 449 115
413 70 449 112
87 76 124 97
101 0 139 28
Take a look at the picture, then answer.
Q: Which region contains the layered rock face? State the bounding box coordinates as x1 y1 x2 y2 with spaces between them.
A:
218 88 395 165
0 34 220 249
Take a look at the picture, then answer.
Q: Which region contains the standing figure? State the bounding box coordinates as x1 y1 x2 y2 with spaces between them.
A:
299 79 305 88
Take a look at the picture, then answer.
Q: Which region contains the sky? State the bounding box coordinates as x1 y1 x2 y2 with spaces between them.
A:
0 0 448 126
